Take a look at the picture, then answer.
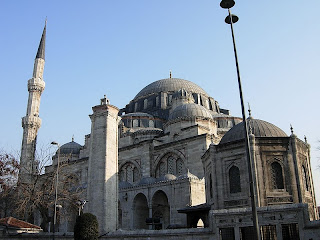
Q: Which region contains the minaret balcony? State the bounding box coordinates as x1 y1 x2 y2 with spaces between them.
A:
28 77 45 92
22 115 42 128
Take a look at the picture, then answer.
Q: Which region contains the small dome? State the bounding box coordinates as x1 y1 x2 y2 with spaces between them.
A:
156 174 177 182
138 177 157 186
119 181 133 189
134 78 209 100
168 103 213 121
59 140 82 154
220 118 287 144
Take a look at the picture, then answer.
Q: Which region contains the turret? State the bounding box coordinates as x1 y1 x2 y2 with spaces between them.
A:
19 22 46 184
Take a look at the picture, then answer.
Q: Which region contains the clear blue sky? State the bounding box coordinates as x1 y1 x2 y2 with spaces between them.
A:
1 1 319 203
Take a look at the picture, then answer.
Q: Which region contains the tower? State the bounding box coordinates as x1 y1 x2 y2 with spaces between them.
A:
87 95 120 233
19 22 46 183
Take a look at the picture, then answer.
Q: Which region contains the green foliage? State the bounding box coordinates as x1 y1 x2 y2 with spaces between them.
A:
74 213 99 240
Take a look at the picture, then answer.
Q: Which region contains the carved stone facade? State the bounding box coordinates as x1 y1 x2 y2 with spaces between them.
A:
202 117 319 236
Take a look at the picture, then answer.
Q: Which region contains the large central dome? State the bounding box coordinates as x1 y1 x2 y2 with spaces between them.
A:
134 78 209 100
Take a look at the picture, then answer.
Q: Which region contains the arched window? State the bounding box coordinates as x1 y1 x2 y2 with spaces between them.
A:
208 99 213 111
126 166 133 183
271 162 284 189
159 162 166 176
144 99 148 109
133 167 139 183
229 166 241 193
133 119 139 127
176 159 184 175
167 156 174 174
155 154 186 178
119 162 140 184
302 165 309 191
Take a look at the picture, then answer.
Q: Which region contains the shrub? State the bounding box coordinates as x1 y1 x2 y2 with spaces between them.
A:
74 213 99 240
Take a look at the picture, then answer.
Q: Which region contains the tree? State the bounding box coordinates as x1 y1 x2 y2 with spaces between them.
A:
74 213 99 240
0 146 84 232
0 152 19 218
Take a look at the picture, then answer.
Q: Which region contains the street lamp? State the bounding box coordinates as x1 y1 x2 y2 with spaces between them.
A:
51 141 60 240
76 200 88 216
219 1 261 239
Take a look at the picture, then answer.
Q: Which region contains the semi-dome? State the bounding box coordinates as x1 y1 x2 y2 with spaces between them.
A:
138 177 157 186
168 103 213 121
59 140 82 154
220 118 287 144
119 181 133 189
134 78 209 100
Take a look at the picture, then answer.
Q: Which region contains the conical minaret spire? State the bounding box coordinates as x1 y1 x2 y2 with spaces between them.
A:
19 22 46 184
36 20 46 60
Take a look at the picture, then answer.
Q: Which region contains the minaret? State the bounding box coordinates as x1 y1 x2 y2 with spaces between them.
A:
19 22 46 183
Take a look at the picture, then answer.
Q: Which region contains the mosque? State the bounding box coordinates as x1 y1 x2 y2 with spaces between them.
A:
17 23 320 240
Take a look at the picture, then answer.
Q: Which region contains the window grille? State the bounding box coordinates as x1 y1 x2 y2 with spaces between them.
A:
220 228 235 240
133 167 139 183
176 159 184 175
282 223 299 240
167 157 174 174
160 162 165 176
261 225 277 240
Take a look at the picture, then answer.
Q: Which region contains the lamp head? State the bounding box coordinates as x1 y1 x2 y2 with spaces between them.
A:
225 14 239 24
51 141 59 145
220 0 235 9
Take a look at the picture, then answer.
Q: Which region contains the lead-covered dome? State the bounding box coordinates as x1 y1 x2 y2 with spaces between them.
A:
220 118 287 144
59 140 82 154
134 78 209 100
168 103 213 121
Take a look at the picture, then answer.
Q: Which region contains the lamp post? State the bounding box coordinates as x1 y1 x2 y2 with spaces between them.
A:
219 1 261 239
51 141 60 240
76 200 88 216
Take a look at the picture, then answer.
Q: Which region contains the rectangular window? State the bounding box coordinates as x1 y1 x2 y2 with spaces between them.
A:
240 226 255 240
261 225 277 240
282 223 299 240
219 228 235 240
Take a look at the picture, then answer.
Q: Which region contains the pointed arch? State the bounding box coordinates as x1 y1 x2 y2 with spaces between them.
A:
152 190 170 229
133 193 149 229
119 161 141 184
154 151 186 178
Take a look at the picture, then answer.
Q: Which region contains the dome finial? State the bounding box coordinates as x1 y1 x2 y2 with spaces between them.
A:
72 135 74 142
100 94 109 105
169 70 172 79
304 135 307 143
290 124 294 134
248 102 252 118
